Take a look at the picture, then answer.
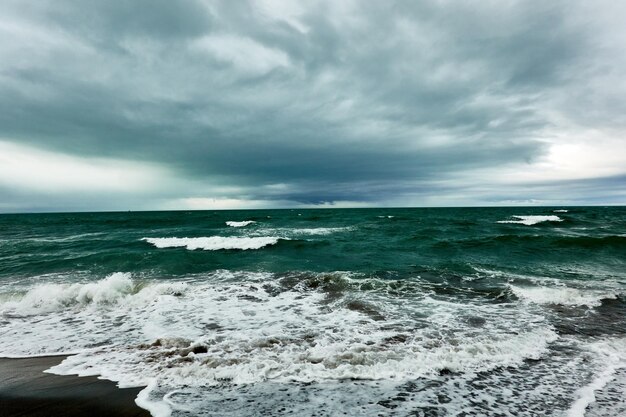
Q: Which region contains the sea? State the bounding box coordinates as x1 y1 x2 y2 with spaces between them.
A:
0 207 624 416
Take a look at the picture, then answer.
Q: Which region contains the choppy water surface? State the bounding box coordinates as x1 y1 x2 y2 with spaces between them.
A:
0 207 624 416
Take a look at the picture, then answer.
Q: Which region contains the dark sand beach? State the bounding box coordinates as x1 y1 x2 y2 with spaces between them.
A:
0 356 150 417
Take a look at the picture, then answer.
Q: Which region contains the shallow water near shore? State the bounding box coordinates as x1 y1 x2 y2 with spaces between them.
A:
0 207 625 416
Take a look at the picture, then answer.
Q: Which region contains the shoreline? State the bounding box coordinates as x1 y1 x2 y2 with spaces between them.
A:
0 355 150 417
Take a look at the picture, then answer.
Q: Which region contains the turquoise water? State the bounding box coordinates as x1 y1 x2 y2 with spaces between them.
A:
1 207 624 278
0 207 624 416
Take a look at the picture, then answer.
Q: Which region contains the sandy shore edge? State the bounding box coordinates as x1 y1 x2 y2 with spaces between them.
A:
0 355 150 417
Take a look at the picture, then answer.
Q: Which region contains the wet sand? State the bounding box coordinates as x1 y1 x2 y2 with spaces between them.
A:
0 356 150 417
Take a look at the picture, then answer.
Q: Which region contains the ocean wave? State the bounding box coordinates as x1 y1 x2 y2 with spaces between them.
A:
439 234 626 250
19 232 107 244
550 235 626 249
0 272 187 316
497 215 563 226
0 271 555 375
247 227 352 237
0 270 584 416
509 284 618 307
142 236 284 250
225 220 255 227
553 209 569 213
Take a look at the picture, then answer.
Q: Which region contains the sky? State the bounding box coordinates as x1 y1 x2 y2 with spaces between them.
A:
0 0 625 212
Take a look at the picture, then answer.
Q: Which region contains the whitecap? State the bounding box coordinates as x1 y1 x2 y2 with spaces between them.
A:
0 272 187 316
509 284 617 307
249 227 352 237
225 220 255 227
289 227 351 235
0 272 133 315
553 209 569 213
497 215 562 226
142 236 283 250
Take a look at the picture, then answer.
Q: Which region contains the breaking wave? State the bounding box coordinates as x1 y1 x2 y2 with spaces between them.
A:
0 271 558 381
1 270 621 417
142 236 284 251
510 284 618 308
225 220 255 227
0 272 187 316
497 215 563 226
247 227 352 237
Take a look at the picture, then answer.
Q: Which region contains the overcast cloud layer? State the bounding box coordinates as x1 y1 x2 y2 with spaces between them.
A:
1 0 625 211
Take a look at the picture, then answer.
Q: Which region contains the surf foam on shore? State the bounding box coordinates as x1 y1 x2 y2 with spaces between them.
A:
1 270 623 416
566 339 626 417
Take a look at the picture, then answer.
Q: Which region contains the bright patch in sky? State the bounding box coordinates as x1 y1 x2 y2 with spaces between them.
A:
0 141 166 193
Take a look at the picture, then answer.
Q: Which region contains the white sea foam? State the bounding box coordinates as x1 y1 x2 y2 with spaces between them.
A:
136 379 172 417
40 283 555 389
0 272 133 315
0 272 187 316
510 285 617 307
142 236 283 250
1 274 552 382
497 215 563 226
567 339 626 417
2 271 618 416
249 227 352 237
554 209 569 213
288 227 351 235
225 220 255 227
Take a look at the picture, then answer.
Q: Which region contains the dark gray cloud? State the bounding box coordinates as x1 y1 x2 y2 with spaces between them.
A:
0 0 624 211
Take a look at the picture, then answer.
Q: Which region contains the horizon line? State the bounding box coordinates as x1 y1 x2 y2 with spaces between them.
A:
1 203 624 216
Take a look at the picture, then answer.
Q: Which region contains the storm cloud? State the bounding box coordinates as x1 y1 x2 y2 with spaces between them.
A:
0 0 625 211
